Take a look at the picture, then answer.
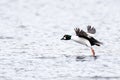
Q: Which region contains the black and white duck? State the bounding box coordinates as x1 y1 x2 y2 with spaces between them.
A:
61 25 102 57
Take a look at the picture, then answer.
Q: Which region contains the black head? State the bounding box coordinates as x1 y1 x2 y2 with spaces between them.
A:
61 35 71 40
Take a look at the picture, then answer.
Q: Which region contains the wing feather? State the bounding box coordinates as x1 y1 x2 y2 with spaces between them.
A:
87 25 96 34
74 28 88 38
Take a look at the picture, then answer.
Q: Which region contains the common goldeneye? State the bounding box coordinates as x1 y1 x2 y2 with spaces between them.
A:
61 25 102 57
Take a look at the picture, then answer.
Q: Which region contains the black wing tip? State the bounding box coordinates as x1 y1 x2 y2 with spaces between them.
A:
75 28 80 32
74 28 81 34
74 27 80 31
87 25 96 34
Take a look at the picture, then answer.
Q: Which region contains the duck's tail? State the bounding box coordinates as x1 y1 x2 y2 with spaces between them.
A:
95 41 103 46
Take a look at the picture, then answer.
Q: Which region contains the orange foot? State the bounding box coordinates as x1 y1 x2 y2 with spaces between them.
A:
91 48 95 57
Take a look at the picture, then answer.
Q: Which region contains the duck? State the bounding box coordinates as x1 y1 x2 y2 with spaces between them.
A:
61 25 102 57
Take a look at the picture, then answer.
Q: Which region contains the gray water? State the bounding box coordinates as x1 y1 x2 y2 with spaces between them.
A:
0 0 120 80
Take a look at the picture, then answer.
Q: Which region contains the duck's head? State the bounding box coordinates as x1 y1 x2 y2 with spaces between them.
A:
61 34 71 40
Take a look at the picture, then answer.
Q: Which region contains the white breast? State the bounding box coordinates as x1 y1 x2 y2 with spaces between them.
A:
71 36 91 47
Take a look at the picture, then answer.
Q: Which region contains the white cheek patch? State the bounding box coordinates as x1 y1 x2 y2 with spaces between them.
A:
64 37 66 39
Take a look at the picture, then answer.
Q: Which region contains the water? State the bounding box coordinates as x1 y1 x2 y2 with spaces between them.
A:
0 0 120 80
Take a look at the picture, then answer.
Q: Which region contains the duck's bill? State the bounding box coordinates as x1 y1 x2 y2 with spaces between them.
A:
61 38 64 40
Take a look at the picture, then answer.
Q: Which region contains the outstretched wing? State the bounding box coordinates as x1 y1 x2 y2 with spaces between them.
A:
87 25 96 34
74 28 88 38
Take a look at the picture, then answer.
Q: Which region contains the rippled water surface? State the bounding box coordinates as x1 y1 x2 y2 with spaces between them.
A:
0 0 120 80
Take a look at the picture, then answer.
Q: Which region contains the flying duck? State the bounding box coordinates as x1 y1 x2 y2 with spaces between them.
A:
61 25 102 57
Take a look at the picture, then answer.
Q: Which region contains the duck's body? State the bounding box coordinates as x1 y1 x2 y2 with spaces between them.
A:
61 25 102 57
71 36 91 47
